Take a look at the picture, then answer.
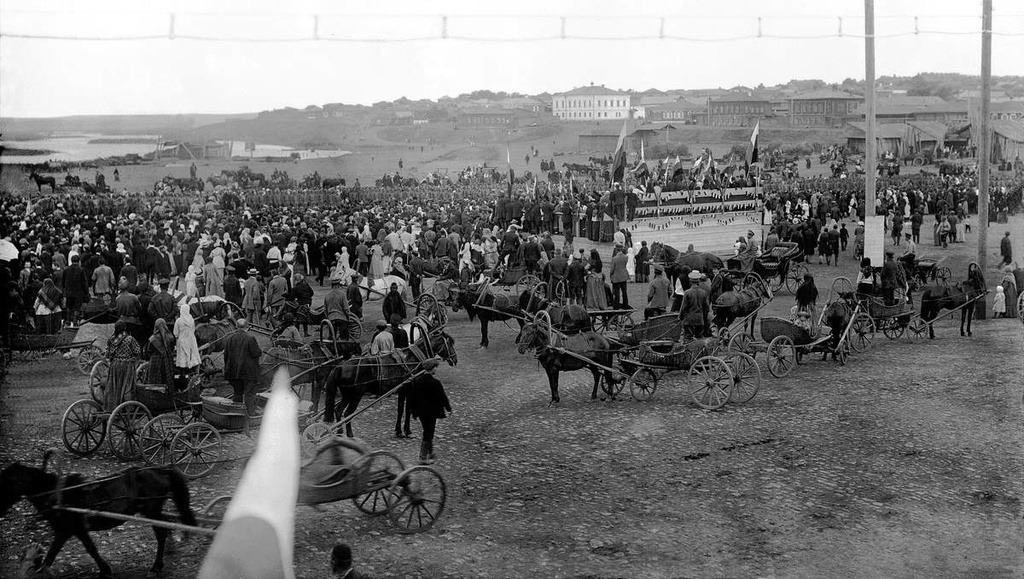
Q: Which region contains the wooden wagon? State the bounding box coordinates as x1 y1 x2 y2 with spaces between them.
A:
730 315 853 378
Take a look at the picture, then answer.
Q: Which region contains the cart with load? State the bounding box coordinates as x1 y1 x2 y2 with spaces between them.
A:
3 322 104 373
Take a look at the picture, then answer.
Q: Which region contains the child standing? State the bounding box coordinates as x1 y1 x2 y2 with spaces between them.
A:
993 285 1006 318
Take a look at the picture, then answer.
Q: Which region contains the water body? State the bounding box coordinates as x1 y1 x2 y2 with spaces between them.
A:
0 135 350 164
0 134 159 164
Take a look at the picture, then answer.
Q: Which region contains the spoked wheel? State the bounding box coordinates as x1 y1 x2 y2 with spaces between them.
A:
786 263 808 293
414 294 446 327
170 422 222 479
217 301 245 323
627 367 658 401
89 360 109 404
76 344 104 375
766 336 796 378
850 313 875 352
907 315 929 341
62 399 107 456
688 356 733 410
881 318 905 339
835 341 850 366
830 276 856 300
727 332 752 355
301 422 334 457
768 273 785 293
935 267 952 284
106 401 152 460
554 279 569 304
319 320 338 353
608 312 636 332
515 274 541 295
1017 292 1024 324
601 374 626 399
141 414 184 466
385 466 448 533
345 318 363 342
742 272 768 295
723 352 761 404
352 451 406 516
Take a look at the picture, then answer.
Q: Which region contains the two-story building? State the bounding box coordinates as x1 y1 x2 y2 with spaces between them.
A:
707 95 772 127
455 108 518 127
552 85 631 121
789 90 863 127
645 100 705 124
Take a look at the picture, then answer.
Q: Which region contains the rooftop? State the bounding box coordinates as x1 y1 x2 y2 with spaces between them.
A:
845 122 911 139
792 89 863 101
559 85 629 97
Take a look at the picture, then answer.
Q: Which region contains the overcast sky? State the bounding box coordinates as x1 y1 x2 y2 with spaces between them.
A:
2 0 1023 117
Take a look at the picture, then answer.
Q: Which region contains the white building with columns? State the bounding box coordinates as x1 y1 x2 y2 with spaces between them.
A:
552 85 632 121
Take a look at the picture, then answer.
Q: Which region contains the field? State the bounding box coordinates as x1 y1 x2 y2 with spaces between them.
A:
1 214 1022 578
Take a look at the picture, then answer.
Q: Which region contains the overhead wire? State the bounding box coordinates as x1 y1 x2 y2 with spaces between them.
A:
1 12 1023 42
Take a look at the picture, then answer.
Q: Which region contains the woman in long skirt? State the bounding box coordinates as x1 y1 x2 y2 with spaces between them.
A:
1001 266 1019 319
626 245 636 282
147 318 176 391
369 243 384 282
105 321 141 412
174 302 201 391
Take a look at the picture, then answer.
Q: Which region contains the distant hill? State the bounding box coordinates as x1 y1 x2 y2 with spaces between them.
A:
0 113 258 139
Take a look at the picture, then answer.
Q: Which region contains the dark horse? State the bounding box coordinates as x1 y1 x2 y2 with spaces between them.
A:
322 320 458 437
456 282 550 347
710 272 773 337
649 242 725 289
919 282 983 338
516 311 617 404
29 171 57 193
820 299 853 361
0 452 197 577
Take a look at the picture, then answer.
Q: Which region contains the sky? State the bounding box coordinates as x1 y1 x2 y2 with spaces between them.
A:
2 0 1023 117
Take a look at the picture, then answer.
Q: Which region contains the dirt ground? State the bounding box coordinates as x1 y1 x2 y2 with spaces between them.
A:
2 214 1022 578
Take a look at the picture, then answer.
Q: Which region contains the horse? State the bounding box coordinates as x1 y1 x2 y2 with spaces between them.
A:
456 282 549 348
321 321 458 437
516 311 617 404
710 273 773 337
649 242 725 289
29 172 57 193
919 282 982 338
359 274 407 301
0 452 197 577
820 299 853 361
259 340 361 412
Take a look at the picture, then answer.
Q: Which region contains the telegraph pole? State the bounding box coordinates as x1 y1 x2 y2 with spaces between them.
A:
864 0 876 220
977 0 992 274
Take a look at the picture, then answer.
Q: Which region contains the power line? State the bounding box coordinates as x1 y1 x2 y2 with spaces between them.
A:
2 13 1023 43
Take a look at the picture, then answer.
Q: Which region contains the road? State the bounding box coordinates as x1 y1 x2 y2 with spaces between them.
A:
1 217 1022 578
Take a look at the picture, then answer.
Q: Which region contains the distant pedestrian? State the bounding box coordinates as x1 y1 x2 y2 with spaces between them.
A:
408 357 451 464
1001 231 1013 266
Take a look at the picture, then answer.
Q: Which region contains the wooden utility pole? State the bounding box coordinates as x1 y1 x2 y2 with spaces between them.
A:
978 0 992 274
864 0 876 218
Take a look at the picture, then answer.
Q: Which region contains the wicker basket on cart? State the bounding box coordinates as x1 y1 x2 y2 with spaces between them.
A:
620 314 682 346
637 339 715 368
863 296 913 320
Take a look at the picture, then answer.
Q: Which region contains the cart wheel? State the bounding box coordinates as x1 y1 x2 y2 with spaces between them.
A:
346 319 363 342
881 319 905 340
627 367 658 401
385 466 447 533
727 332 752 355
935 267 952 284
766 336 796 378
141 414 184 466
76 344 103 375
850 313 875 352
171 422 222 479
352 450 406 516
724 352 761 403
218 301 245 323
554 279 568 304
608 313 636 332
515 275 541 295
89 360 109 404
61 399 106 456
1018 292 1024 324
768 273 785 293
106 401 152 460
688 356 733 410
786 263 808 293
301 422 333 457
907 315 929 341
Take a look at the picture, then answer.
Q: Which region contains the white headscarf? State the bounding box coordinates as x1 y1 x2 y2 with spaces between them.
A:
178 302 195 329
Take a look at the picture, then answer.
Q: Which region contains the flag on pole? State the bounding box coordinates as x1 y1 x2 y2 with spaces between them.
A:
506 143 514 196
610 118 630 185
749 121 760 164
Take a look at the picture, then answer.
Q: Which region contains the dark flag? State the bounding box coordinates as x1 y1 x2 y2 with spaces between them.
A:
610 118 630 185
506 143 515 196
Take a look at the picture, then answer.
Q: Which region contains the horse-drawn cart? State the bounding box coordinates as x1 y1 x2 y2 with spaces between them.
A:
749 241 807 293
4 323 104 373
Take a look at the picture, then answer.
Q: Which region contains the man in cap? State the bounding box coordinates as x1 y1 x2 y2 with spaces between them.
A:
369 319 394 356
644 266 671 319
609 245 630 309
223 318 263 415
148 277 178 325
408 356 452 464
678 270 709 340
346 272 364 320
115 277 146 344
381 282 407 324
324 277 352 337
879 250 902 306
62 254 89 327
242 268 264 324
265 266 289 328
223 266 242 309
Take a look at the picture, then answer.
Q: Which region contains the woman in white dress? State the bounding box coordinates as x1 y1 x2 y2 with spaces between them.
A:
626 245 637 282
173 302 201 383
184 264 199 298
